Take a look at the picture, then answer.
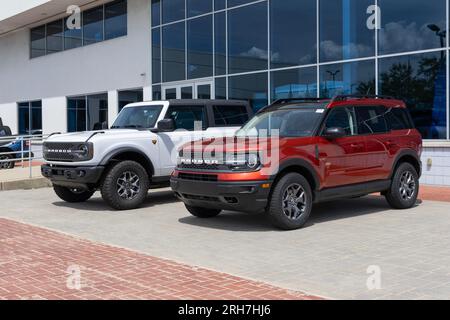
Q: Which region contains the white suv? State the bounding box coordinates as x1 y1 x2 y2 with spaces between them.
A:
41 100 252 210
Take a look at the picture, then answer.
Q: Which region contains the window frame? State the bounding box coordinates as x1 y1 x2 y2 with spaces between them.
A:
164 105 209 131
212 104 250 127
320 106 359 137
355 105 390 136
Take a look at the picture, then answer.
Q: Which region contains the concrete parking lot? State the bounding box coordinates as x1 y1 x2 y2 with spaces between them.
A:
1 187 450 299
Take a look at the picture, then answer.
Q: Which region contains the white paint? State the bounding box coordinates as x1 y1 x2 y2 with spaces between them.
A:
107 90 119 126
42 96 67 134
0 102 18 135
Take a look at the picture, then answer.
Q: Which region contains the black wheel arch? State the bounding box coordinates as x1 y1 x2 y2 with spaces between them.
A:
269 158 321 202
99 148 155 178
390 150 422 179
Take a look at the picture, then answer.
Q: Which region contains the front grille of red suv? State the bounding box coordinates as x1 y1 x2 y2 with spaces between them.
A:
178 173 218 182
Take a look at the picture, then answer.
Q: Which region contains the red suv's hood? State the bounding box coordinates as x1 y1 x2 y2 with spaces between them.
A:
179 136 315 154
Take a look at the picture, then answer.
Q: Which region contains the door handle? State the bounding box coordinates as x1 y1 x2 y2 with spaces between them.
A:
350 143 363 149
385 140 397 148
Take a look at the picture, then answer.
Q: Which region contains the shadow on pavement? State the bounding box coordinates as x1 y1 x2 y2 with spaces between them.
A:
52 189 178 212
179 196 399 232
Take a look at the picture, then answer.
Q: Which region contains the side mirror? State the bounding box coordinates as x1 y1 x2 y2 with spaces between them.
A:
153 119 176 133
323 127 346 139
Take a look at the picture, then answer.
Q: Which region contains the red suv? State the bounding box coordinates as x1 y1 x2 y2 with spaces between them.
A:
171 95 422 230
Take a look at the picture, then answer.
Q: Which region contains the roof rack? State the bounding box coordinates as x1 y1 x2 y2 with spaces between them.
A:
332 94 396 102
271 97 330 105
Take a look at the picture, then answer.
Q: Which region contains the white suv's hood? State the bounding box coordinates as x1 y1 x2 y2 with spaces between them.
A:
46 129 141 142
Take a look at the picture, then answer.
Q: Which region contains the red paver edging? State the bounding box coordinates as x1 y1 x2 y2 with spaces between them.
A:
0 218 321 300
419 185 450 203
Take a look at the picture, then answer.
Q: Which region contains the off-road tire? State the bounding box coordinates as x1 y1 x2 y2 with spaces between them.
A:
385 162 419 209
267 172 313 230
185 205 222 218
53 185 95 203
101 161 150 210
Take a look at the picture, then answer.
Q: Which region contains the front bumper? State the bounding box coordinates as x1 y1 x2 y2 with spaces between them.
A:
170 177 272 213
41 164 104 189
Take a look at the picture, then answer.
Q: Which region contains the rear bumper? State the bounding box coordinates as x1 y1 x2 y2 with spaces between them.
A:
41 164 104 189
170 177 272 213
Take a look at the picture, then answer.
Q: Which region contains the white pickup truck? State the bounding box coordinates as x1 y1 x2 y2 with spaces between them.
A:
41 99 252 210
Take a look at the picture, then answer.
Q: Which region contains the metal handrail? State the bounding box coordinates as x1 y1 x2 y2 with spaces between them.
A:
0 134 49 178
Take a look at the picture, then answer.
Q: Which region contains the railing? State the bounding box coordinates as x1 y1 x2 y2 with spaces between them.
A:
0 134 48 179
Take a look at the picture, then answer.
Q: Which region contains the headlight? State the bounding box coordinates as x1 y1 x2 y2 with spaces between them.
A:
71 143 94 161
224 153 261 171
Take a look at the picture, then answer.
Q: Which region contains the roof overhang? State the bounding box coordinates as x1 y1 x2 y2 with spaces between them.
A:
0 0 109 36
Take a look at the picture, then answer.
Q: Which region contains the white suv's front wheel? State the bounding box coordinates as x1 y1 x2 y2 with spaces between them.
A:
101 161 150 210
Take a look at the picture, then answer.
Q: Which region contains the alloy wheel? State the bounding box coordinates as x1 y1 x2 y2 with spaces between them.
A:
398 171 416 201
282 183 307 220
117 171 141 200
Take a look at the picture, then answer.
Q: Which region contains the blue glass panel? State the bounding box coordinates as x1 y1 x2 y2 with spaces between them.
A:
188 15 213 79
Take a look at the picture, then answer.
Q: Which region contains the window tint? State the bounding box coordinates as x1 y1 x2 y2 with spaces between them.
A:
356 106 388 134
83 6 104 45
384 108 414 130
104 0 127 40
46 20 63 54
165 106 207 131
324 107 357 136
30 26 46 58
213 105 249 126
18 101 42 135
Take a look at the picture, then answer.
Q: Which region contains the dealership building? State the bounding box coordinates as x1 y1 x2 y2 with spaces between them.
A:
0 0 449 185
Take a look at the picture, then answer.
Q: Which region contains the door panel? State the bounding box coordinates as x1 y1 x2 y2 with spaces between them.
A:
320 106 367 188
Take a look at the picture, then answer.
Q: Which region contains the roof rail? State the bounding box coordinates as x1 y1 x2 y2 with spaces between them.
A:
271 97 330 105
332 94 396 102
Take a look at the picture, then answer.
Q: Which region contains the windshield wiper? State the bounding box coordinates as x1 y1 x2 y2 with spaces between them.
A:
111 125 144 129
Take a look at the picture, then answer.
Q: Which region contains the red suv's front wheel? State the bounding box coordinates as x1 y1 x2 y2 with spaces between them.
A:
267 173 313 230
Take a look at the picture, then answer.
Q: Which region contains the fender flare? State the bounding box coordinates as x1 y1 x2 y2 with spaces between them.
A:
390 149 422 178
99 147 155 176
274 158 321 191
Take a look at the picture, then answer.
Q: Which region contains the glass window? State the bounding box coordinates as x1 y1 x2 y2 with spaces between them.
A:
152 28 161 83
271 0 316 68
64 16 82 50
162 22 186 82
324 107 358 136
378 0 446 55
356 106 388 134
215 77 227 100
104 0 127 40
165 88 177 99
379 51 447 139
18 101 42 135
228 0 255 8
197 84 212 99
188 0 212 17
188 16 213 79
46 20 63 54
152 0 161 27
320 0 374 62
385 108 414 131
165 105 207 131
237 107 324 137
31 26 46 58
228 2 268 74
153 85 162 100
229 72 268 111
83 6 104 45
213 105 249 126
112 105 163 129
271 67 317 101
18 103 30 135
320 60 375 98
214 0 226 11
118 89 143 112
181 86 193 99
214 12 226 76
87 94 108 131
67 96 87 132
162 0 185 23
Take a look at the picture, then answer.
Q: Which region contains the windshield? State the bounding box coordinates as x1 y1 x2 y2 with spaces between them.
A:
112 105 163 129
236 106 325 137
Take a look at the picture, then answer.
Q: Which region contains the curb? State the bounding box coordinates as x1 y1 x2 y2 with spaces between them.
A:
0 178 52 191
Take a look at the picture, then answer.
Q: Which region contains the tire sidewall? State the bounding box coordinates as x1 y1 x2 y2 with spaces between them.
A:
268 173 313 230
101 161 150 210
388 163 419 209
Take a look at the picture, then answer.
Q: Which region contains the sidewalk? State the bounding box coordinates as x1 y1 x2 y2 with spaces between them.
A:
0 166 50 191
0 218 321 300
